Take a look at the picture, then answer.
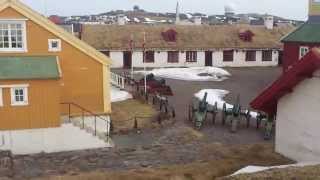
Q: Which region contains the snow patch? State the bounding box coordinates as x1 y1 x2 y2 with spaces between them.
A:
111 85 132 102
231 162 320 176
0 124 110 155
135 67 231 82
194 89 257 118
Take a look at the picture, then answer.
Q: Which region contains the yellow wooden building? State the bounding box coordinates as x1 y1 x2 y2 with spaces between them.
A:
0 0 112 130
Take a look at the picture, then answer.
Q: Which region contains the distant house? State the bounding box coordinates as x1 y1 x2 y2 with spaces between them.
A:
251 0 320 162
0 0 112 130
81 24 293 68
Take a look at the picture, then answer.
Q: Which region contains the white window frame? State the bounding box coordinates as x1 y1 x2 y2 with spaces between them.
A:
0 20 27 52
0 88 3 107
10 87 28 106
48 39 62 52
299 46 309 59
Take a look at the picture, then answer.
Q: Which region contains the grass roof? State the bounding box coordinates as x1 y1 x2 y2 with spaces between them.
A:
81 24 294 50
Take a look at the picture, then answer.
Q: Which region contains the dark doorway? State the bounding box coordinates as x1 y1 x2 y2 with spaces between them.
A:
205 51 213 66
123 51 132 69
278 51 283 66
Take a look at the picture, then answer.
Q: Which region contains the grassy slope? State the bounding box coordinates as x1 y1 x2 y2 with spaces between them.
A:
37 144 293 180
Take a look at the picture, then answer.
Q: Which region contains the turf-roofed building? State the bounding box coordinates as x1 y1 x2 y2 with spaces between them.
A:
81 24 294 68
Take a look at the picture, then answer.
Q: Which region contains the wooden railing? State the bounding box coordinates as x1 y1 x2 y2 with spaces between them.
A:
61 102 111 139
110 72 125 89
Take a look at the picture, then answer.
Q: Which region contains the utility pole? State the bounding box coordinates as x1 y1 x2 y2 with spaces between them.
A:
143 31 147 94
130 34 134 79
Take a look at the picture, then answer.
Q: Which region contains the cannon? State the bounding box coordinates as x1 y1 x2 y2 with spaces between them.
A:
222 95 252 133
189 93 218 130
255 112 274 140
137 73 173 96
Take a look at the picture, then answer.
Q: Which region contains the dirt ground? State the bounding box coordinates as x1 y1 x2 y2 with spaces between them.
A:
0 67 289 179
111 99 157 133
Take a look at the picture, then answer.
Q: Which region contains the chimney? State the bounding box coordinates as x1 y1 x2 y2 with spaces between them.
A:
175 1 180 25
117 14 126 25
264 16 274 30
193 16 202 25
309 0 320 23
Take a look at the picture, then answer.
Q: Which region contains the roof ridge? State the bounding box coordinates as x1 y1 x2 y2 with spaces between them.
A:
280 23 305 42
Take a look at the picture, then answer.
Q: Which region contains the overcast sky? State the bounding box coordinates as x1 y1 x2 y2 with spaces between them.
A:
21 0 309 21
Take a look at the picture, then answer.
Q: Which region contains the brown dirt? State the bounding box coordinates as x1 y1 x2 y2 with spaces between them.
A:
35 143 292 180
111 99 157 132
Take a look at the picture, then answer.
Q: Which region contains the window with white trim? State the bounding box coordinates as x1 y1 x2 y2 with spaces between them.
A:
0 21 26 52
11 87 28 106
299 46 309 59
0 88 3 107
48 39 62 52
186 51 197 62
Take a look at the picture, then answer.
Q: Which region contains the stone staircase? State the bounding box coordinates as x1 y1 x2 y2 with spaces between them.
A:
61 115 114 146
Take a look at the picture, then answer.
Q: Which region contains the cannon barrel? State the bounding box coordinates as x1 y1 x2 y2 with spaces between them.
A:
199 92 208 111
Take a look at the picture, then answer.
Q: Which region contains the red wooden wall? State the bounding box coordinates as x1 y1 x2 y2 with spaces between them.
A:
283 42 320 72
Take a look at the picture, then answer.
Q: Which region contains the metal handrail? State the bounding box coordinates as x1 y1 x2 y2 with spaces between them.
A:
111 72 125 89
61 102 111 138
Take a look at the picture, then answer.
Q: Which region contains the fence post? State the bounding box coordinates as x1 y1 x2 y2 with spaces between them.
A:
158 114 162 125
82 111 85 129
68 103 71 123
94 116 97 136
106 116 111 142
134 117 138 129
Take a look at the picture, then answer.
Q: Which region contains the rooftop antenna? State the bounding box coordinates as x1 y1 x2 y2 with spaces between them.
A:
42 0 48 17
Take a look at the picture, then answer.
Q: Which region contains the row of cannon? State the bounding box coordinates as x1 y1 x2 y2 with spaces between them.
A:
188 92 274 140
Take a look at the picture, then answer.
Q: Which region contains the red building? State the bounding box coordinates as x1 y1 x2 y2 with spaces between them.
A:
281 23 320 72
281 0 320 72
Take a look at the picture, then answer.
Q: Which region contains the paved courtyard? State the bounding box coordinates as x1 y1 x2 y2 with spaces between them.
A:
113 66 282 147
2 67 284 179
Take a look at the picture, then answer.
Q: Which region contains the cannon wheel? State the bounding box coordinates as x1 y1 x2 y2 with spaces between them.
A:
195 120 202 130
222 103 227 126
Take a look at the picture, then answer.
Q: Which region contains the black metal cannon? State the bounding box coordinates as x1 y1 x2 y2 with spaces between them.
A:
222 95 252 133
189 93 218 130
